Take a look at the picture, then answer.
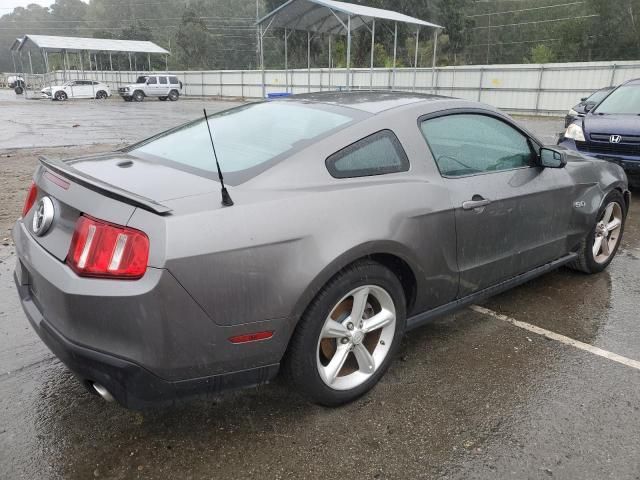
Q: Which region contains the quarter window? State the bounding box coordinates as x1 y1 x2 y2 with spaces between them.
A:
169 76 179 84
420 114 534 177
159 77 168 84
326 130 409 179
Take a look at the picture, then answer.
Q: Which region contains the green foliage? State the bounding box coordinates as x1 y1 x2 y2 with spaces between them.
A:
1 0 639 72
526 44 557 64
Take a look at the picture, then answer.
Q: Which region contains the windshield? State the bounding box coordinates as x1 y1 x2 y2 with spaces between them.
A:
128 102 358 184
586 89 612 104
136 76 148 84
593 85 640 114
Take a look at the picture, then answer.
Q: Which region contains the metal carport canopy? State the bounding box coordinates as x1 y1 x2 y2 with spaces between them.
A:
258 0 441 34
256 0 443 96
12 34 169 54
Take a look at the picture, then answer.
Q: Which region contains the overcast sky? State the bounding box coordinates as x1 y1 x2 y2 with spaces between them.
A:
0 0 88 12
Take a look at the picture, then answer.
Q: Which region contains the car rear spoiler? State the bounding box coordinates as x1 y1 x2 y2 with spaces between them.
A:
39 156 173 215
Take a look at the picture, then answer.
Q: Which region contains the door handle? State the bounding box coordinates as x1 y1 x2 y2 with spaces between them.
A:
462 198 492 210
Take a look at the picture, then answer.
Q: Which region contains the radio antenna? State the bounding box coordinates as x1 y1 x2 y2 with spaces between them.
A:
203 108 234 207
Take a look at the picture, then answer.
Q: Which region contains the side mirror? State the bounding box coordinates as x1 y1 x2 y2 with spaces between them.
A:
584 102 596 113
540 147 567 169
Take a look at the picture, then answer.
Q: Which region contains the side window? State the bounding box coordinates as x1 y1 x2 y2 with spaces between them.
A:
147 77 158 85
159 77 168 84
169 76 179 84
420 114 534 177
326 130 410 179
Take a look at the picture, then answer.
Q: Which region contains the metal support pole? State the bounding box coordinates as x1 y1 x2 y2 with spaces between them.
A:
370 18 375 90
346 15 352 90
478 67 484 102
308 31 311 93
431 29 438 94
284 28 288 93
128 53 132 71
88 51 92 71
109 52 113 71
392 22 397 90
27 50 34 75
148 53 151 72
535 66 545 114
260 24 266 98
328 35 332 90
609 63 617 86
413 29 420 92
165 54 168 71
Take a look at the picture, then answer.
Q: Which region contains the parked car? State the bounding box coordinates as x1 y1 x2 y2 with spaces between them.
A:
41 80 111 101
558 78 640 187
118 75 182 102
564 86 615 127
14 92 629 409
7 75 24 88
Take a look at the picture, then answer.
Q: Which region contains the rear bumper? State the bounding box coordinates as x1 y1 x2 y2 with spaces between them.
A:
15 279 278 409
12 220 285 408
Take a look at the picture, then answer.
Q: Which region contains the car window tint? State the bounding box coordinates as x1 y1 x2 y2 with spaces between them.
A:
159 77 168 84
326 130 409 178
130 102 356 184
420 114 533 177
169 76 179 84
147 77 158 85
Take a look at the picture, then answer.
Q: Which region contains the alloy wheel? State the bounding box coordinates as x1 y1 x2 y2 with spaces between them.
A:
316 285 396 391
593 201 623 264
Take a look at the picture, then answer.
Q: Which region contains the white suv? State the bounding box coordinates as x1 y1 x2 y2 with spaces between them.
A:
118 75 182 102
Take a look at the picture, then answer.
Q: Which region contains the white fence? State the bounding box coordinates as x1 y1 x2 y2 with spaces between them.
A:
6 60 640 115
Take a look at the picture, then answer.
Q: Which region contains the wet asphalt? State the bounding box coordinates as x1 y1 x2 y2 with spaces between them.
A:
1 94 639 480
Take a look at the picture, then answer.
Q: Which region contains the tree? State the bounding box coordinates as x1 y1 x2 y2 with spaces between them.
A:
526 44 556 64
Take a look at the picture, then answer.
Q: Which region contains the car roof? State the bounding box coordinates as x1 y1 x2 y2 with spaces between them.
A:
283 91 454 114
622 78 640 86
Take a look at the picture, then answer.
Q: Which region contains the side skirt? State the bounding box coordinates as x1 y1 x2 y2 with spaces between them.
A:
406 253 578 331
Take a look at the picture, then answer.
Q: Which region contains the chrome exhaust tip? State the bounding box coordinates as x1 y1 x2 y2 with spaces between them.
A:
92 383 115 403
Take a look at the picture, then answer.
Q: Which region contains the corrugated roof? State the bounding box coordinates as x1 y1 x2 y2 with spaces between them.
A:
12 34 169 54
257 0 442 35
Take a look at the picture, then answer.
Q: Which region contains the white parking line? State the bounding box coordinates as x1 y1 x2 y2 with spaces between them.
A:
470 305 640 371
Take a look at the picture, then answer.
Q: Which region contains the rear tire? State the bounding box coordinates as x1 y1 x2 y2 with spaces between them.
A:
95 90 107 99
568 190 626 274
283 260 406 407
54 91 67 101
132 91 144 102
14 86 23 95
168 90 179 101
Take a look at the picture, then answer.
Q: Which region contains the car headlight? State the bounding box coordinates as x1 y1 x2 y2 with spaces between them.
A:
123 87 130 91
564 123 585 142
568 108 578 116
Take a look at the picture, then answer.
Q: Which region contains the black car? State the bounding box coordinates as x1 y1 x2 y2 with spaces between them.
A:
564 87 615 127
558 79 640 187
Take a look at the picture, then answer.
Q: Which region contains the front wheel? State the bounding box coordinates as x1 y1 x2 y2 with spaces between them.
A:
284 261 406 406
569 190 626 274
95 90 107 99
54 91 67 101
132 91 144 102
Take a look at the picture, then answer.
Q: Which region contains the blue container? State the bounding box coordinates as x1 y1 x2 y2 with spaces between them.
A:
267 92 292 99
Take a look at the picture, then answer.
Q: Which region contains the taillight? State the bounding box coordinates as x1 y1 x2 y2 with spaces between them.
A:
67 215 149 280
22 182 38 217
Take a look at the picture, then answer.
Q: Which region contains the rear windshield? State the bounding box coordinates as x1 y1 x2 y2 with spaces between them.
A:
128 102 359 184
593 85 640 114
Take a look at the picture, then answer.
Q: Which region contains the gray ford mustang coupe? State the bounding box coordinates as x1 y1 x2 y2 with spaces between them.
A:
13 92 630 408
